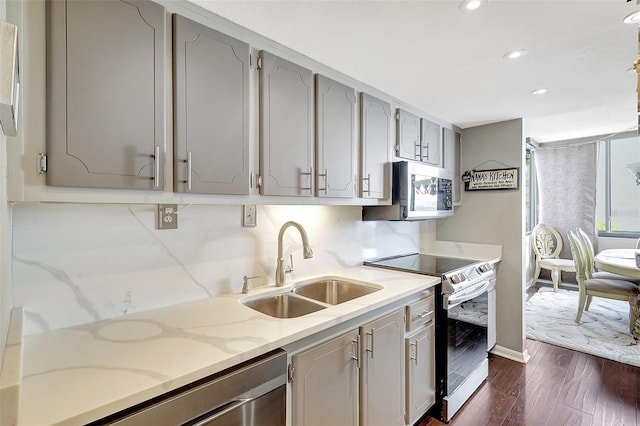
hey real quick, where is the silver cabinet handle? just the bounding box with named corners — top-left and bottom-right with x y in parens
top-left (414, 141), bottom-right (421, 160)
top-left (186, 151), bottom-right (192, 191)
top-left (362, 173), bottom-right (371, 196)
top-left (318, 169), bottom-right (328, 193)
top-left (365, 328), bottom-right (375, 359)
top-left (300, 167), bottom-right (313, 193)
top-left (409, 340), bottom-right (418, 363)
top-left (351, 336), bottom-right (360, 369)
top-left (154, 146), bottom-right (160, 188)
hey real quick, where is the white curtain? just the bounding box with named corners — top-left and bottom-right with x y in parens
top-left (535, 142), bottom-right (598, 260)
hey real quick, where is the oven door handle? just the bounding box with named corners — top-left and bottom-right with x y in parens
top-left (447, 280), bottom-right (490, 308)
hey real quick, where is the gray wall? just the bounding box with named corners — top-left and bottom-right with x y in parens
top-left (437, 119), bottom-right (526, 356)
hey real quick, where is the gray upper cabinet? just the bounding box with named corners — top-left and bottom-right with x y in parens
top-left (396, 109), bottom-right (421, 161)
top-left (173, 14), bottom-right (250, 195)
top-left (421, 118), bottom-right (442, 166)
top-left (46, 0), bottom-right (165, 190)
top-left (360, 93), bottom-right (391, 200)
top-left (259, 51), bottom-right (314, 197)
top-left (315, 75), bottom-right (357, 198)
top-left (443, 127), bottom-right (461, 204)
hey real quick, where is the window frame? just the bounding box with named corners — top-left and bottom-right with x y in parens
top-left (597, 136), bottom-right (640, 239)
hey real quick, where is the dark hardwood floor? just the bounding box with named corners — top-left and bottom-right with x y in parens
top-left (419, 339), bottom-right (640, 426)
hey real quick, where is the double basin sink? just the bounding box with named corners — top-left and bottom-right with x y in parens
top-left (242, 277), bottom-right (382, 319)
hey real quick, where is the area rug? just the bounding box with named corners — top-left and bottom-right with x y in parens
top-left (526, 287), bottom-right (640, 367)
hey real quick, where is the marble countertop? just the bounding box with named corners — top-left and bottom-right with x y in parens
top-left (16, 266), bottom-right (440, 426)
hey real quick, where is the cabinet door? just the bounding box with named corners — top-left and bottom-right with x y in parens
top-left (173, 14), bottom-right (250, 195)
top-left (291, 329), bottom-right (359, 426)
top-left (47, 0), bottom-right (165, 190)
top-left (443, 127), bottom-right (461, 204)
top-left (360, 309), bottom-right (405, 426)
top-left (396, 109), bottom-right (421, 161)
top-left (405, 323), bottom-right (436, 425)
top-left (421, 118), bottom-right (442, 166)
top-left (259, 51), bottom-right (314, 196)
top-left (360, 93), bottom-right (391, 199)
top-left (315, 75), bottom-right (357, 198)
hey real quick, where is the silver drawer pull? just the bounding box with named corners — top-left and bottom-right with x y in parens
top-left (413, 310), bottom-right (433, 320)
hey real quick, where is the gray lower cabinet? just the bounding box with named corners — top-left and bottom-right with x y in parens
top-left (291, 329), bottom-right (359, 426)
top-left (315, 75), bottom-right (358, 198)
top-left (259, 50), bottom-right (314, 197)
top-left (396, 109), bottom-right (421, 162)
top-left (173, 14), bottom-right (251, 195)
top-left (360, 93), bottom-right (392, 199)
top-left (360, 309), bottom-right (406, 426)
top-left (46, 0), bottom-right (165, 190)
top-left (443, 127), bottom-right (461, 204)
top-left (290, 309), bottom-right (405, 426)
top-left (405, 322), bottom-right (436, 425)
top-left (421, 118), bottom-right (442, 166)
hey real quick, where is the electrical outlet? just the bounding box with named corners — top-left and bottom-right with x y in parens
top-left (158, 204), bottom-right (178, 230)
top-left (242, 205), bottom-right (257, 227)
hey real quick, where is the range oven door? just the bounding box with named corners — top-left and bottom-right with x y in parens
top-left (437, 278), bottom-right (495, 422)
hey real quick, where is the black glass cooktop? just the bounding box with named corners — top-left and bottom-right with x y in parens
top-left (363, 253), bottom-right (477, 276)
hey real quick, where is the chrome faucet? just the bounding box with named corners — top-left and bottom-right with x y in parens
top-left (276, 221), bottom-right (314, 287)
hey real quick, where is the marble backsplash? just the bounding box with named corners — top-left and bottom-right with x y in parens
top-left (12, 203), bottom-right (425, 336)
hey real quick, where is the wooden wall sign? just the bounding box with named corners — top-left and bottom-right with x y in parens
top-left (463, 167), bottom-right (520, 191)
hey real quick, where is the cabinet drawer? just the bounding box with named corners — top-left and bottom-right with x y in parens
top-left (406, 295), bottom-right (434, 332)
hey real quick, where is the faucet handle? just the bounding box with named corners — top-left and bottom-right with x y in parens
top-left (242, 275), bottom-right (261, 294)
top-left (284, 254), bottom-right (294, 274)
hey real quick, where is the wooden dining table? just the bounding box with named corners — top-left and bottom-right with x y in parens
top-left (594, 249), bottom-right (640, 279)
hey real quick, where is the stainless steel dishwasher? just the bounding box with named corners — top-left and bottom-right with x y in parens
top-left (91, 350), bottom-right (287, 426)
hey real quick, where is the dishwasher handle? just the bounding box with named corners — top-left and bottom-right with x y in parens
top-left (190, 398), bottom-right (252, 426)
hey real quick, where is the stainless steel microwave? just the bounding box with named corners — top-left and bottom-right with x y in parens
top-left (362, 161), bottom-right (454, 221)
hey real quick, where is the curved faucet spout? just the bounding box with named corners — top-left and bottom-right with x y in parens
top-left (276, 221), bottom-right (314, 287)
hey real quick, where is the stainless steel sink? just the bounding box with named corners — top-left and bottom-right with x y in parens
top-left (292, 279), bottom-right (381, 305)
top-left (242, 294), bottom-right (326, 318)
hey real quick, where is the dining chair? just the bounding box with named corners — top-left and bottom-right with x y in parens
top-left (576, 227), bottom-right (640, 285)
top-left (531, 223), bottom-right (576, 291)
top-left (567, 231), bottom-right (640, 334)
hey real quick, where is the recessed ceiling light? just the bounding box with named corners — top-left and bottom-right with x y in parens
top-left (460, 0), bottom-right (483, 11)
top-left (503, 49), bottom-right (527, 60)
top-left (623, 10), bottom-right (640, 24)
top-left (531, 88), bottom-right (549, 95)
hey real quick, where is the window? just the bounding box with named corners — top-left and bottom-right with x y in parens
top-left (596, 134), bottom-right (640, 236)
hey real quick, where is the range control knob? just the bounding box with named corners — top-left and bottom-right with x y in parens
top-left (476, 263), bottom-right (492, 273)
top-left (450, 272), bottom-right (466, 284)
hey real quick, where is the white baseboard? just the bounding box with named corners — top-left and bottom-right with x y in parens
top-left (490, 344), bottom-right (530, 364)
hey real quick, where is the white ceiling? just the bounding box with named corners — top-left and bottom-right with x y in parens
top-left (191, 0), bottom-right (640, 143)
